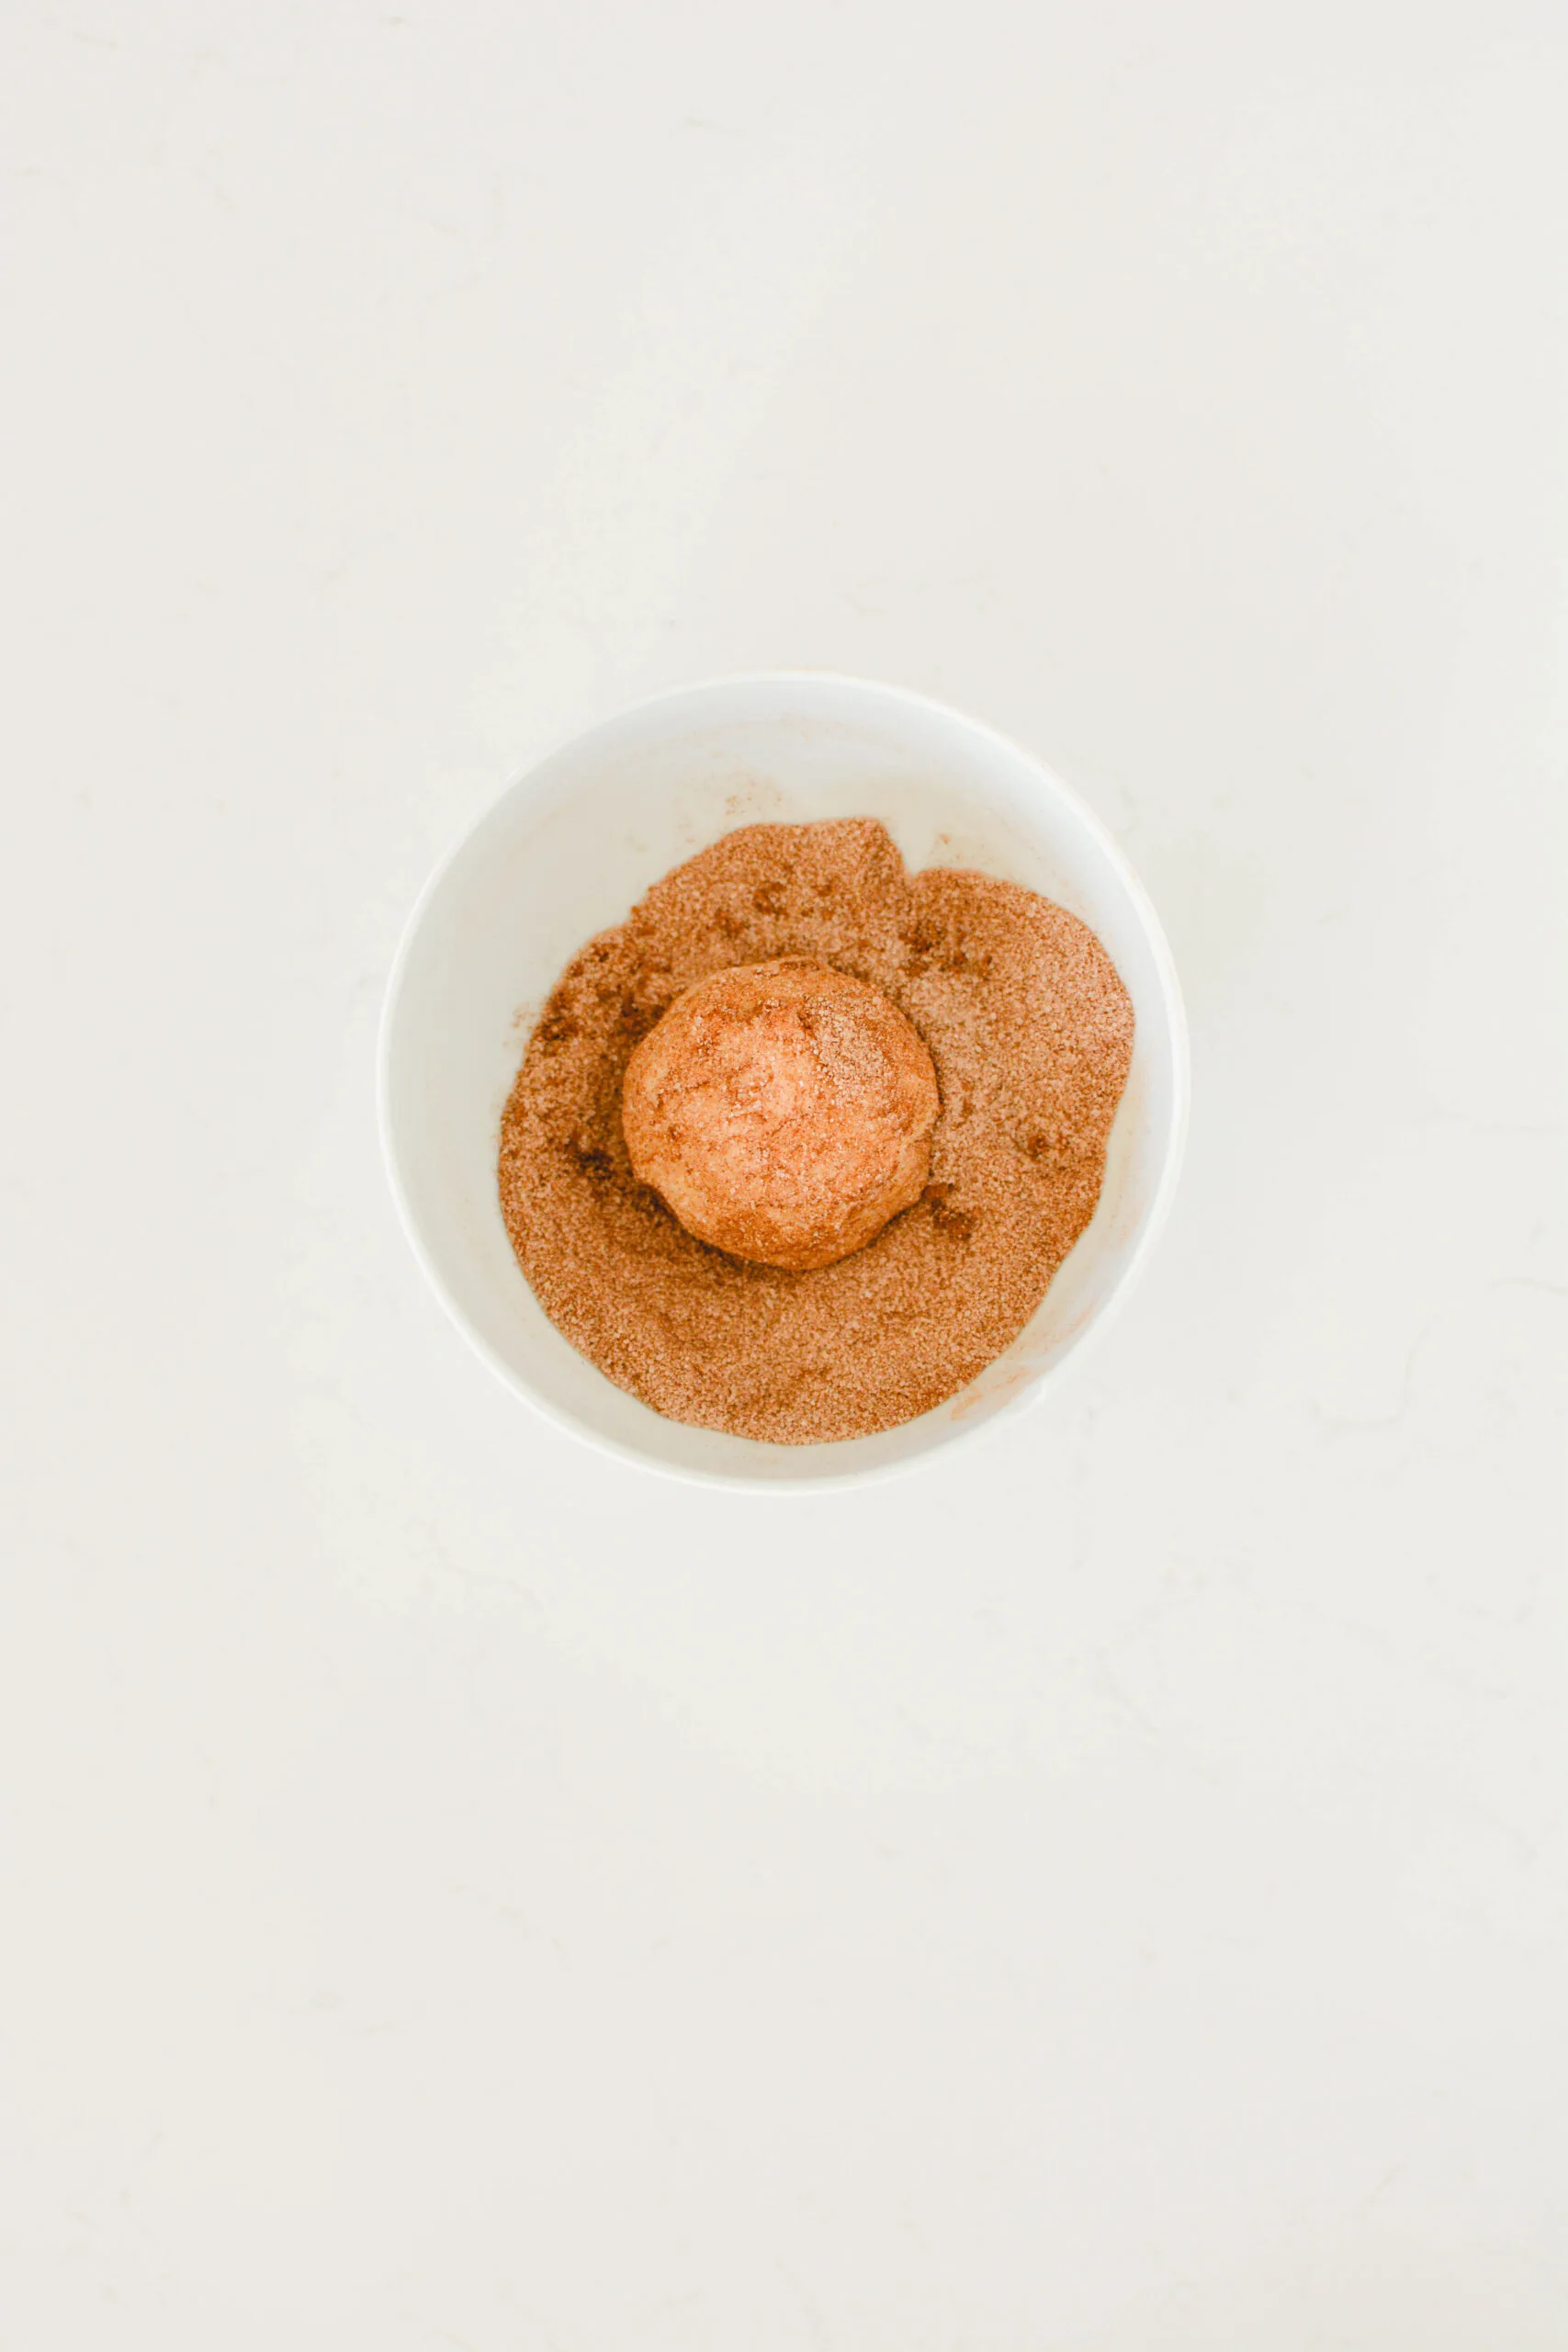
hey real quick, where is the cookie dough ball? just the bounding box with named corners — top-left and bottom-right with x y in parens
top-left (622, 958), bottom-right (940, 1271)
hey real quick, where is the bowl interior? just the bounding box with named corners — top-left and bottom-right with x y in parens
top-left (380, 675), bottom-right (1186, 1485)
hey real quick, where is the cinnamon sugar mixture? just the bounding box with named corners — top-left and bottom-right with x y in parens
top-left (498, 820), bottom-right (1134, 1444)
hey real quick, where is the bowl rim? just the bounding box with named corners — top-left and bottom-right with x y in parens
top-left (378, 669), bottom-right (1190, 1493)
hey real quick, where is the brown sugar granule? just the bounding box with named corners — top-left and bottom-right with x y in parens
top-left (497, 820), bottom-right (1134, 1445)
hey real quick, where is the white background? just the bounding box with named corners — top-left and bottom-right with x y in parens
top-left (2, 3), bottom-right (1564, 2345)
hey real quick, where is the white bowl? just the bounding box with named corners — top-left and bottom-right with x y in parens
top-left (379, 674), bottom-right (1188, 1488)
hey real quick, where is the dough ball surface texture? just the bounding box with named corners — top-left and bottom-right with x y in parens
top-left (620, 957), bottom-right (940, 1271)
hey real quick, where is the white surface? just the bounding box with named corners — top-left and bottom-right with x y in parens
top-left (381, 673), bottom-right (1188, 1485)
top-left (1, 2), bottom-right (1564, 2344)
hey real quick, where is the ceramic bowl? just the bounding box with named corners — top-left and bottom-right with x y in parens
top-left (378, 673), bottom-right (1188, 1487)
